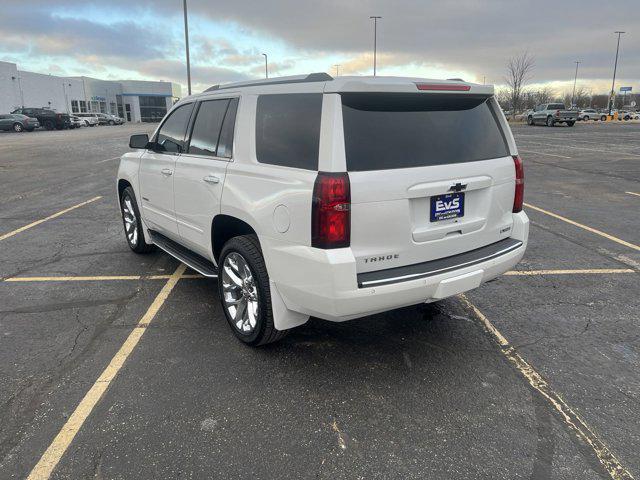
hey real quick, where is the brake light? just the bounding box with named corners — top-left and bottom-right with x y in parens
top-left (555, 110), bottom-right (561, 117)
top-left (312, 172), bottom-right (350, 249)
top-left (415, 83), bottom-right (471, 91)
top-left (512, 155), bottom-right (524, 213)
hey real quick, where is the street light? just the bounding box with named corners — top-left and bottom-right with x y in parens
top-left (571, 61), bottom-right (581, 109)
top-left (183, 0), bottom-right (192, 95)
top-left (609, 31), bottom-right (625, 115)
top-left (262, 53), bottom-right (268, 79)
top-left (369, 16), bottom-right (382, 76)
top-left (334, 64), bottom-right (341, 76)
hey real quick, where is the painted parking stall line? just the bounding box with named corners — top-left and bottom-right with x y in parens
top-left (0, 196), bottom-right (102, 241)
top-left (518, 149), bottom-right (572, 159)
top-left (26, 264), bottom-right (187, 480)
top-left (626, 192), bottom-right (640, 198)
top-left (460, 295), bottom-right (635, 480)
top-left (4, 273), bottom-right (206, 282)
top-left (524, 203), bottom-right (640, 252)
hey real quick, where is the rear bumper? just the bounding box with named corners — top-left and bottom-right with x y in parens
top-left (264, 211), bottom-right (529, 323)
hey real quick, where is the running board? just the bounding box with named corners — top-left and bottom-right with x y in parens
top-left (148, 230), bottom-right (218, 277)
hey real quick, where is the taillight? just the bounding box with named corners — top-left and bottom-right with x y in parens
top-left (555, 110), bottom-right (560, 117)
top-left (512, 155), bottom-right (524, 213)
top-left (311, 172), bottom-right (350, 249)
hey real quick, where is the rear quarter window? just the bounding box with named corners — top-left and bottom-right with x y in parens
top-left (255, 93), bottom-right (322, 170)
top-left (341, 93), bottom-right (509, 171)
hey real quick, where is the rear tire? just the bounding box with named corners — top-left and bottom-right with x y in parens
top-left (218, 235), bottom-right (287, 346)
top-left (566, 121), bottom-right (575, 127)
top-left (527, 116), bottom-right (534, 126)
top-left (583, 115), bottom-right (590, 121)
top-left (601, 115), bottom-right (607, 121)
top-left (44, 120), bottom-right (54, 130)
top-left (546, 116), bottom-right (555, 127)
top-left (13, 123), bottom-right (24, 132)
top-left (120, 186), bottom-right (154, 253)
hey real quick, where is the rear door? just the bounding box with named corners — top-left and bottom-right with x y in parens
top-left (173, 97), bottom-right (238, 258)
top-left (138, 102), bottom-right (194, 240)
top-left (340, 92), bottom-right (516, 273)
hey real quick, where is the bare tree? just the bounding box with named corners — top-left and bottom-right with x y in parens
top-left (504, 52), bottom-right (535, 119)
top-left (534, 86), bottom-right (555, 105)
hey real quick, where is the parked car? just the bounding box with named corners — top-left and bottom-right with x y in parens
top-left (10, 107), bottom-right (70, 130)
top-left (74, 113), bottom-right (99, 127)
top-left (578, 109), bottom-right (599, 121)
top-left (69, 115), bottom-right (84, 129)
top-left (527, 103), bottom-right (578, 126)
top-left (0, 113), bottom-right (40, 132)
top-left (95, 113), bottom-right (123, 125)
top-left (117, 74), bottom-right (528, 346)
top-left (618, 110), bottom-right (639, 121)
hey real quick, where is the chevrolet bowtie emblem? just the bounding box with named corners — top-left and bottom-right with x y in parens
top-left (449, 182), bottom-right (467, 193)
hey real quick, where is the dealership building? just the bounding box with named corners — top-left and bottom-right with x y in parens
top-left (0, 61), bottom-right (181, 122)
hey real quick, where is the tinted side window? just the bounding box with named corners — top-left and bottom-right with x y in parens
top-left (188, 99), bottom-right (229, 157)
top-left (256, 93), bottom-right (322, 170)
top-left (217, 98), bottom-right (239, 159)
top-left (156, 103), bottom-right (193, 153)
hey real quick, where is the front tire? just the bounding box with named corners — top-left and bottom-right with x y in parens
top-left (601, 115), bottom-right (607, 121)
top-left (566, 121), bottom-right (575, 127)
top-left (583, 115), bottom-right (589, 121)
top-left (120, 186), bottom-right (154, 253)
top-left (527, 116), bottom-right (534, 126)
top-left (546, 116), bottom-right (555, 127)
top-left (13, 123), bottom-right (24, 132)
top-left (218, 235), bottom-right (287, 346)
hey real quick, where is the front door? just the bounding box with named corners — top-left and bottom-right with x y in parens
top-left (0, 115), bottom-right (11, 130)
top-left (138, 102), bottom-right (194, 240)
top-left (174, 97), bottom-right (238, 260)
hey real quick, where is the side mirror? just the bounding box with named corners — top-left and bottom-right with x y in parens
top-left (129, 133), bottom-right (149, 149)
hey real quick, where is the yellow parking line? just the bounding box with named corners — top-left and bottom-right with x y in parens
top-left (4, 274), bottom-right (205, 282)
top-left (26, 264), bottom-right (187, 480)
top-left (524, 203), bottom-right (640, 252)
top-left (519, 149), bottom-right (572, 159)
top-left (626, 192), bottom-right (640, 198)
top-left (459, 295), bottom-right (634, 480)
top-left (0, 196), bottom-right (102, 242)
top-left (505, 268), bottom-right (634, 276)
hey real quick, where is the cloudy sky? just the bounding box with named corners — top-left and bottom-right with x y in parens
top-left (1, 0), bottom-right (638, 96)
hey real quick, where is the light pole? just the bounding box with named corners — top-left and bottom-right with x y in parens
top-left (262, 53), bottom-right (268, 78)
top-left (609, 31), bottom-right (625, 115)
top-left (571, 61), bottom-right (581, 109)
top-left (183, 0), bottom-right (192, 95)
top-left (334, 64), bottom-right (341, 76)
top-left (369, 16), bottom-right (381, 76)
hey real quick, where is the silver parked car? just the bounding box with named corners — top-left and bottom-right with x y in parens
top-left (74, 113), bottom-right (99, 127)
top-left (578, 109), bottom-right (599, 121)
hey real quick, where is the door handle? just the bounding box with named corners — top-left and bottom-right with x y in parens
top-left (203, 175), bottom-right (220, 184)
top-left (161, 168), bottom-right (173, 176)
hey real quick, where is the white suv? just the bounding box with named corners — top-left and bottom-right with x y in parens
top-left (117, 74), bottom-right (528, 346)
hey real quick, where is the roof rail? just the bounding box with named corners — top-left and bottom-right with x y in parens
top-left (205, 72), bottom-right (333, 92)
top-left (446, 78), bottom-right (465, 82)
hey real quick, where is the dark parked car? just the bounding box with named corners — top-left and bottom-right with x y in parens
top-left (10, 107), bottom-right (70, 130)
top-left (0, 113), bottom-right (40, 132)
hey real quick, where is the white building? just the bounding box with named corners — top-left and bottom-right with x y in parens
top-left (0, 61), bottom-right (181, 122)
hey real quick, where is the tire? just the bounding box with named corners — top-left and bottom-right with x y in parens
top-left (566, 121), bottom-right (575, 127)
top-left (601, 115), bottom-right (607, 121)
top-left (583, 115), bottom-right (589, 121)
top-left (13, 123), bottom-right (24, 132)
top-left (120, 186), bottom-right (154, 253)
top-left (527, 116), bottom-right (534, 126)
top-left (90, 124), bottom-right (95, 127)
top-left (44, 120), bottom-right (54, 130)
top-left (546, 116), bottom-right (555, 127)
top-left (109, 120), bottom-right (115, 126)
top-left (218, 235), bottom-right (287, 346)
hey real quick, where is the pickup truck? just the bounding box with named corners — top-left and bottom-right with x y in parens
top-left (526, 103), bottom-right (578, 127)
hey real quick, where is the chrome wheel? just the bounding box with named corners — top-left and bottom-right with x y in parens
top-left (222, 252), bottom-right (259, 334)
top-left (122, 196), bottom-right (138, 247)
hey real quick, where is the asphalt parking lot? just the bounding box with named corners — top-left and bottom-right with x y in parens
top-left (1, 122), bottom-right (639, 479)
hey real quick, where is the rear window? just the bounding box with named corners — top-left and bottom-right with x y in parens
top-left (256, 93), bottom-right (322, 170)
top-left (548, 104), bottom-right (565, 110)
top-left (341, 93), bottom-right (509, 171)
